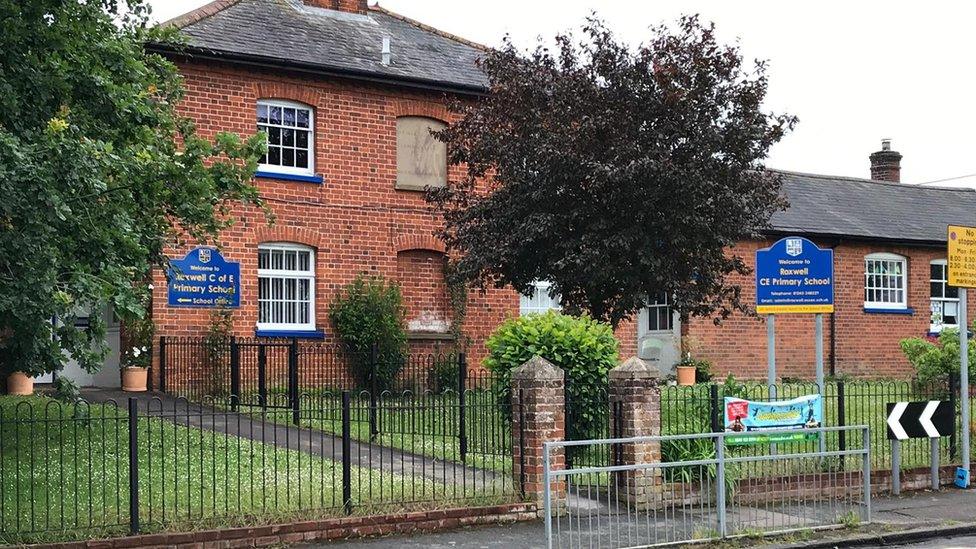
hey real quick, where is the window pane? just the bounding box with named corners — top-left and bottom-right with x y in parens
top-left (931, 282), bottom-right (942, 298)
top-left (298, 251), bottom-right (310, 271)
top-left (267, 146), bottom-right (280, 165)
top-left (283, 128), bottom-right (294, 147)
top-left (296, 150), bottom-right (308, 169)
top-left (282, 148), bottom-right (294, 167)
top-left (947, 285), bottom-right (959, 299)
top-left (258, 249), bottom-right (270, 269)
top-left (268, 127), bottom-right (281, 145)
top-left (296, 130), bottom-right (308, 149)
top-left (257, 104), bottom-right (268, 124)
top-left (931, 263), bottom-right (942, 279)
top-left (297, 109), bottom-right (309, 128)
top-left (270, 106), bottom-right (282, 124)
top-left (283, 107), bottom-right (296, 126)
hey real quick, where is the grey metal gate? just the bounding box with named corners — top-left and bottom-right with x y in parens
top-left (543, 425), bottom-right (871, 548)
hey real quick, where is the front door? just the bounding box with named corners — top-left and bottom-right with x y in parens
top-left (637, 294), bottom-right (681, 375)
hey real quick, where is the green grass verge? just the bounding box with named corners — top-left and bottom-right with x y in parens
top-left (0, 396), bottom-right (512, 544)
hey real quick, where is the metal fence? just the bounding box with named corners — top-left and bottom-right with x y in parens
top-left (660, 378), bottom-right (955, 471)
top-left (0, 392), bottom-right (519, 544)
top-left (544, 426), bottom-right (871, 548)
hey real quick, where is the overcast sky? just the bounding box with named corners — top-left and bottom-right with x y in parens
top-left (150, 1), bottom-right (976, 187)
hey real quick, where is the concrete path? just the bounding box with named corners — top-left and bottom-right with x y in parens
top-left (82, 389), bottom-right (510, 492)
top-left (319, 488), bottom-right (976, 548)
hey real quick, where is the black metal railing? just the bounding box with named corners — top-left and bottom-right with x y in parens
top-left (0, 391), bottom-right (518, 544)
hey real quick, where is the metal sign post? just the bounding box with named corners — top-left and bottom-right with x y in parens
top-left (887, 400), bottom-right (954, 492)
top-left (767, 314), bottom-right (776, 399)
top-left (947, 224), bottom-right (976, 486)
top-left (815, 313), bottom-right (825, 453)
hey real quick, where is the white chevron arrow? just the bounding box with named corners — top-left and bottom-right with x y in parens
top-left (919, 400), bottom-right (941, 438)
top-left (887, 402), bottom-right (909, 440)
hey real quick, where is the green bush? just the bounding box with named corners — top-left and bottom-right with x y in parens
top-left (900, 323), bottom-right (976, 384)
top-left (429, 354), bottom-right (459, 394)
top-left (329, 274), bottom-right (407, 391)
top-left (484, 311), bottom-right (618, 441)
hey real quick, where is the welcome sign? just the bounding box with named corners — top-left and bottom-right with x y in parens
top-left (167, 247), bottom-right (240, 308)
top-left (755, 236), bottom-right (834, 314)
top-left (723, 394), bottom-right (823, 446)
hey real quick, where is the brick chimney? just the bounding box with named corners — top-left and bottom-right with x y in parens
top-left (869, 138), bottom-right (902, 182)
top-left (302, 0), bottom-right (368, 14)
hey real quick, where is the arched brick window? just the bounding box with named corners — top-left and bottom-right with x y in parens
top-left (257, 99), bottom-right (314, 176)
top-left (396, 249), bottom-right (450, 333)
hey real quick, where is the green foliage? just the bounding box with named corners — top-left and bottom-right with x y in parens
top-left (0, 1), bottom-right (266, 376)
top-left (430, 355), bottom-right (459, 394)
top-left (900, 324), bottom-right (976, 384)
top-left (51, 377), bottom-right (80, 403)
top-left (204, 309), bottom-right (233, 395)
top-left (329, 275), bottom-right (407, 390)
top-left (429, 15), bottom-right (795, 327)
top-left (484, 311), bottom-right (618, 440)
top-left (122, 306), bottom-right (154, 369)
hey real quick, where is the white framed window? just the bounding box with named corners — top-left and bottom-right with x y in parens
top-left (257, 100), bottom-right (314, 176)
top-left (257, 243), bottom-right (315, 331)
top-left (930, 260), bottom-right (959, 332)
top-left (519, 281), bottom-right (561, 315)
top-left (864, 252), bottom-right (907, 309)
top-left (645, 293), bottom-right (674, 332)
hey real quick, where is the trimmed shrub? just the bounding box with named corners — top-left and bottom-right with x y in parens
top-left (329, 274), bottom-right (407, 391)
top-left (484, 311), bottom-right (619, 441)
top-left (901, 323), bottom-right (976, 385)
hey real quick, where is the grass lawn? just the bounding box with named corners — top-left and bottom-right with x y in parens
top-left (0, 395), bottom-right (510, 544)
top-left (660, 380), bottom-right (960, 472)
top-left (228, 389), bottom-right (516, 474)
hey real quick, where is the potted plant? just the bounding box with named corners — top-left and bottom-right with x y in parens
top-left (6, 370), bottom-right (35, 396)
top-left (121, 315), bottom-right (154, 392)
top-left (676, 354), bottom-right (697, 386)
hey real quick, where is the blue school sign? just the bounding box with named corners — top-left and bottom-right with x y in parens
top-left (755, 237), bottom-right (834, 314)
top-left (167, 247), bottom-right (240, 308)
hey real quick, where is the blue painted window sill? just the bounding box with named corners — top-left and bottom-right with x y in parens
top-left (255, 329), bottom-right (326, 339)
top-left (254, 170), bottom-right (324, 184)
top-left (863, 307), bottom-right (914, 315)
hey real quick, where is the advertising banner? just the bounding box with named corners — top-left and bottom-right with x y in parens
top-left (723, 394), bottom-right (823, 446)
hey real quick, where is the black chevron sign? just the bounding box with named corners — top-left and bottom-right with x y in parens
top-left (885, 401), bottom-right (954, 440)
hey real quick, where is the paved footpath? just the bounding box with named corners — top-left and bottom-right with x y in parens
top-left (81, 389), bottom-right (506, 491)
top-left (319, 489), bottom-right (976, 548)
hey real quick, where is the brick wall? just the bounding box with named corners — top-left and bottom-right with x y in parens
top-left (150, 60), bottom-right (518, 385)
top-left (153, 59), bottom-right (964, 384)
top-left (683, 238), bottom-right (975, 380)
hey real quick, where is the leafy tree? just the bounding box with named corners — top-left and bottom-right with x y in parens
top-left (430, 16), bottom-right (796, 327)
top-left (0, 1), bottom-right (265, 376)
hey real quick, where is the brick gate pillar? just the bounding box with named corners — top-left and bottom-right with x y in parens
top-left (609, 356), bottom-right (663, 509)
top-left (511, 356), bottom-right (566, 512)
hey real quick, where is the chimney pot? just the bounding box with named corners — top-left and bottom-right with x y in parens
top-left (869, 138), bottom-right (902, 182)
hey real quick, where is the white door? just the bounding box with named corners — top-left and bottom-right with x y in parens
top-left (637, 294), bottom-right (681, 375)
top-left (56, 308), bottom-right (121, 388)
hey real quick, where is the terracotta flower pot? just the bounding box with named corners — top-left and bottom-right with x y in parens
top-left (6, 371), bottom-right (34, 396)
top-left (122, 367), bottom-right (148, 392)
top-left (676, 365), bottom-right (697, 386)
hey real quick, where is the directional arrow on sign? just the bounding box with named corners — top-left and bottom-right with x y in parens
top-left (886, 401), bottom-right (954, 440)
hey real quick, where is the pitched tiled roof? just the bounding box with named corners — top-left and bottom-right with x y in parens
top-left (770, 170), bottom-right (976, 244)
top-left (157, 0), bottom-right (487, 93)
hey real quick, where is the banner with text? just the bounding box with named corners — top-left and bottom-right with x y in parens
top-left (724, 394), bottom-right (823, 446)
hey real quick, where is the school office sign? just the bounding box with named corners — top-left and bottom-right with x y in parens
top-left (167, 247), bottom-right (240, 308)
top-left (755, 237), bottom-right (834, 314)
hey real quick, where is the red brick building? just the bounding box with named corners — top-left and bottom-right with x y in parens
top-left (146, 0), bottom-right (976, 385)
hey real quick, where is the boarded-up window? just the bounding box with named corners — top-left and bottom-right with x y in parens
top-left (396, 116), bottom-right (447, 191)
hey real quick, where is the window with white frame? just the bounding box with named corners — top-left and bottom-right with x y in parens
top-left (519, 281), bottom-right (561, 315)
top-left (645, 293), bottom-right (674, 332)
top-left (930, 260), bottom-right (959, 331)
top-left (864, 252), bottom-right (907, 309)
top-left (257, 244), bottom-right (315, 331)
top-left (257, 100), bottom-right (314, 175)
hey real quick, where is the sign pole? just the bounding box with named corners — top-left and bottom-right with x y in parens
top-left (961, 287), bottom-right (970, 477)
top-left (767, 314), bottom-right (776, 399)
top-left (815, 312), bottom-right (825, 453)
